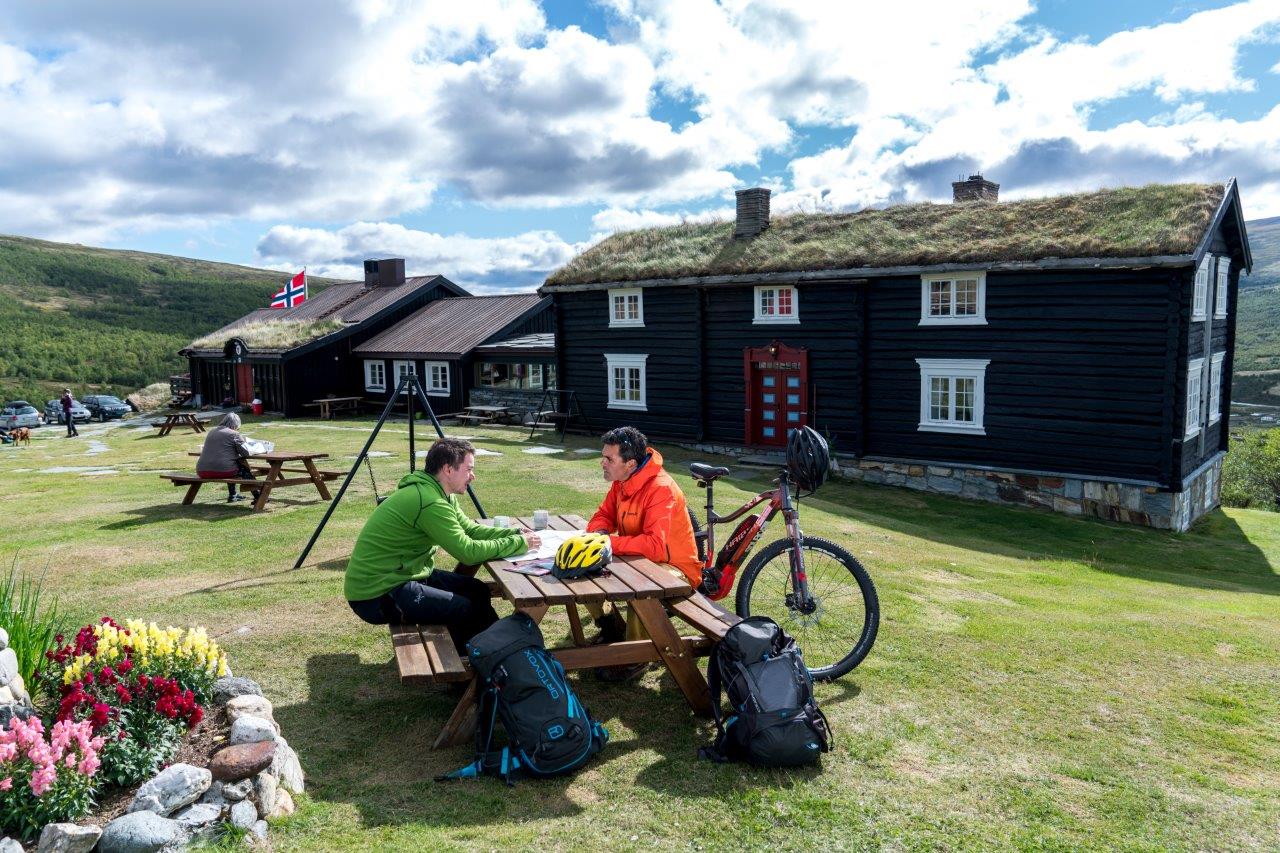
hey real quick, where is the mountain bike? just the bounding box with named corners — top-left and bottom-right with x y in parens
top-left (688, 462), bottom-right (879, 681)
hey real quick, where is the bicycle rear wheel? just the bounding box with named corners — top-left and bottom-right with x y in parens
top-left (735, 536), bottom-right (879, 681)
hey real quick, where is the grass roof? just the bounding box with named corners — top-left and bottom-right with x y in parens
top-left (188, 318), bottom-right (346, 351)
top-left (547, 183), bottom-right (1226, 287)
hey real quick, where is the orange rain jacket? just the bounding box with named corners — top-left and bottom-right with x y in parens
top-left (587, 448), bottom-right (701, 585)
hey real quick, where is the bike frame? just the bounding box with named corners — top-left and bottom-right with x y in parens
top-left (696, 469), bottom-right (813, 604)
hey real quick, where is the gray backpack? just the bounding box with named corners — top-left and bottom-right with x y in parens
top-left (700, 617), bottom-right (832, 766)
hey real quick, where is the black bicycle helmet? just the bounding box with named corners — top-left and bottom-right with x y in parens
top-left (786, 425), bottom-right (830, 492)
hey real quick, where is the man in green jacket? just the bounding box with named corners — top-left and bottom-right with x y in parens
top-left (345, 437), bottom-right (538, 648)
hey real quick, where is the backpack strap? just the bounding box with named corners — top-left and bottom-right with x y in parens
top-left (698, 649), bottom-right (731, 762)
top-left (435, 684), bottom-right (502, 782)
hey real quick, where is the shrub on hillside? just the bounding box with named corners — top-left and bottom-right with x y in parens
top-left (1221, 430), bottom-right (1280, 510)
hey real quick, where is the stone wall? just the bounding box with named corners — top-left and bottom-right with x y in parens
top-left (684, 441), bottom-right (1223, 532)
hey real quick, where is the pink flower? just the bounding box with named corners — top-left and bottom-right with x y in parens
top-left (65, 753), bottom-right (77, 769)
top-left (77, 754), bottom-right (99, 776)
top-left (0, 777), bottom-right (11, 791)
top-left (29, 764), bottom-right (56, 796)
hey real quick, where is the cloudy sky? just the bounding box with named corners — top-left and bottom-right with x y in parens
top-left (1, 0), bottom-right (1278, 292)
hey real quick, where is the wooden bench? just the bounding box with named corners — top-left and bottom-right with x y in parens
top-left (390, 624), bottom-right (471, 684)
top-left (162, 473), bottom-right (260, 506)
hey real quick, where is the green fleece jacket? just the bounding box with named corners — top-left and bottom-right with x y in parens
top-left (344, 471), bottom-right (526, 601)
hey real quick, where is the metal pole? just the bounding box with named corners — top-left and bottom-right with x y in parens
top-left (407, 371), bottom-right (415, 472)
top-left (292, 374), bottom-right (407, 569)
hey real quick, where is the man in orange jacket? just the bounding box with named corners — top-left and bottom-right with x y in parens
top-left (585, 427), bottom-right (700, 677)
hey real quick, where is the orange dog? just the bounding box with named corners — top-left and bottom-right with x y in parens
top-left (11, 427), bottom-right (31, 446)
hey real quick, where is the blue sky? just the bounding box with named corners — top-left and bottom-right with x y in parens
top-left (0, 0), bottom-right (1277, 292)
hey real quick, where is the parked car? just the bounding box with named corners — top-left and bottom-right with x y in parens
top-left (81, 394), bottom-right (131, 421)
top-left (44, 398), bottom-right (91, 424)
top-left (1, 403), bottom-right (43, 429)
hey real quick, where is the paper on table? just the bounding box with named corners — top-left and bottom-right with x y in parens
top-left (508, 529), bottom-right (575, 563)
top-left (243, 438), bottom-right (275, 455)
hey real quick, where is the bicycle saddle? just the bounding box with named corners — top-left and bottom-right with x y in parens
top-left (689, 463), bottom-right (730, 482)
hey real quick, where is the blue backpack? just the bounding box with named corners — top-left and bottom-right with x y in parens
top-left (439, 612), bottom-right (608, 785)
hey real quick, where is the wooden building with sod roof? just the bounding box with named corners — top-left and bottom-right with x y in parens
top-left (540, 178), bottom-right (1253, 531)
top-left (181, 259), bottom-right (468, 416)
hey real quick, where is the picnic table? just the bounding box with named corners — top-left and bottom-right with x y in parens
top-left (454, 404), bottom-right (515, 425)
top-left (165, 450), bottom-right (342, 511)
top-left (303, 396), bottom-right (363, 419)
top-left (152, 412), bottom-right (206, 436)
top-left (391, 513), bottom-right (743, 748)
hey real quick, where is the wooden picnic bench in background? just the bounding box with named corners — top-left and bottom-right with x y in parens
top-left (162, 450), bottom-right (342, 511)
top-left (453, 404), bottom-right (515, 426)
top-left (152, 413), bottom-right (207, 436)
top-left (303, 396), bottom-right (363, 420)
top-left (388, 513), bottom-right (742, 748)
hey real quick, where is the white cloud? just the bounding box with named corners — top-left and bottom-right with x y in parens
top-left (590, 205), bottom-right (731, 233)
top-left (254, 221), bottom-right (587, 292)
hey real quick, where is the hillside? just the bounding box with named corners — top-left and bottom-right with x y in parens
top-left (1234, 216), bottom-right (1280, 404)
top-left (1241, 215), bottom-right (1280, 290)
top-left (0, 235), bottom-right (336, 405)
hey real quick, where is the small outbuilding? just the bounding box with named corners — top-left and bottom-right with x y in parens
top-left (541, 178), bottom-right (1252, 531)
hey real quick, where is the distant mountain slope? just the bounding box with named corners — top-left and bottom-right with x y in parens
top-left (1242, 215), bottom-right (1280, 290)
top-left (0, 235), bottom-right (337, 405)
top-left (1234, 217), bottom-right (1280, 404)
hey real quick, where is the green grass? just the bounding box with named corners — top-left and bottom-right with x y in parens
top-left (1, 417), bottom-right (1278, 851)
top-left (188, 318), bottom-right (347, 352)
top-left (548, 183), bottom-right (1224, 286)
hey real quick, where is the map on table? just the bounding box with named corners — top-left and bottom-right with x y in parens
top-left (508, 529), bottom-right (574, 562)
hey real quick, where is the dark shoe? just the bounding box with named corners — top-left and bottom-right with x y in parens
top-left (589, 610), bottom-right (627, 646)
top-left (594, 662), bottom-right (649, 683)
top-left (227, 494), bottom-right (246, 503)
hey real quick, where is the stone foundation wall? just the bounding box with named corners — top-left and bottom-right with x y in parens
top-left (684, 441), bottom-right (1223, 532)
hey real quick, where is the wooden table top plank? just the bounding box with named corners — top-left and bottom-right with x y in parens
top-left (250, 451), bottom-right (329, 462)
top-left (546, 514), bottom-right (634, 600)
top-left (683, 591), bottom-right (743, 626)
top-left (519, 516), bottom-right (609, 602)
top-left (626, 556), bottom-right (692, 598)
top-left (601, 558), bottom-right (665, 599)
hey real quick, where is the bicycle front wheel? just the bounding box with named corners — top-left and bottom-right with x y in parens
top-left (736, 536), bottom-right (879, 682)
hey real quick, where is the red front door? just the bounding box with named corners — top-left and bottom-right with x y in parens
top-left (235, 364), bottom-right (254, 404)
top-left (744, 342), bottom-right (808, 446)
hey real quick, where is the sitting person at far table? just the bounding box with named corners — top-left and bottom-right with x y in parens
top-left (584, 426), bottom-right (700, 677)
top-left (344, 437), bottom-right (541, 650)
top-left (195, 413), bottom-right (259, 503)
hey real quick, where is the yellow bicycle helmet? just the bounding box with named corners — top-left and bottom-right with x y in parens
top-left (554, 533), bottom-right (612, 580)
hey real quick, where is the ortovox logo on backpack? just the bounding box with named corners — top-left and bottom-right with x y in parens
top-left (438, 612), bottom-right (608, 785)
top-left (699, 616), bottom-right (833, 767)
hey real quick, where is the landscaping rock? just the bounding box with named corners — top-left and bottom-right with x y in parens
top-left (0, 838), bottom-right (22, 853)
top-left (230, 714), bottom-right (276, 745)
top-left (229, 799), bottom-right (258, 830)
top-left (221, 778), bottom-right (253, 801)
top-left (172, 802), bottom-right (224, 834)
top-left (37, 823), bottom-right (102, 853)
top-left (268, 788), bottom-right (296, 820)
top-left (199, 781), bottom-right (228, 808)
top-left (0, 626), bottom-right (7, 649)
top-left (213, 676), bottom-right (262, 705)
top-left (7, 673), bottom-right (30, 704)
top-left (226, 694), bottom-right (277, 730)
top-left (97, 811), bottom-right (188, 853)
top-left (250, 820), bottom-right (268, 842)
top-left (271, 737), bottom-right (305, 793)
top-left (210, 741), bottom-right (277, 781)
top-left (253, 770), bottom-right (278, 817)
top-left (0, 648), bottom-right (17, 686)
top-left (128, 763), bottom-right (212, 816)
top-left (0, 700), bottom-right (34, 728)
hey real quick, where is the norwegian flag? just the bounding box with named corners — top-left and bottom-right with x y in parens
top-left (270, 270), bottom-right (307, 308)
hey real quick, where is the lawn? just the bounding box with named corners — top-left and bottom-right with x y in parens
top-left (1, 416), bottom-right (1277, 851)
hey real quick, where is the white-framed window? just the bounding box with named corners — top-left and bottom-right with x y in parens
top-left (1185, 357), bottom-right (1204, 438)
top-left (754, 285), bottom-right (799, 324)
top-left (1214, 257), bottom-right (1230, 319)
top-left (1209, 353), bottom-right (1225, 424)
top-left (608, 288), bottom-right (644, 328)
top-left (393, 359), bottom-right (416, 395)
top-left (424, 361), bottom-right (450, 396)
top-left (915, 358), bottom-right (990, 434)
top-left (919, 272), bottom-right (987, 326)
top-left (605, 353), bottom-right (647, 411)
top-left (363, 359), bottom-right (386, 392)
top-left (1192, 256), bottom-right (1209, 321)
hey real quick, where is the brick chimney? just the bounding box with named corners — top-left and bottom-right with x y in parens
top-left (734, 188), bottom-right (771, 239)
top-left (952, 174), bottom-right (999, 203)
top-left (363, 258), bottom-right (406, 287)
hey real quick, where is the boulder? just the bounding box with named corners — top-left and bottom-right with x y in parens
top-left (128, 763), bottom-right (212, 816)
top-left (0, 648), bottom-right (17, 686)
top-left (8, 673), bottom-right (29, 704)
top-left (221, 778), bottom-right (253, 802)
top-left (229, 714), bottom-right (276, 745)
top-left (210, 741), bottom-right (277, 782)
top-left (250, 820), bottom-right (269, 842)
top-left (171, 802), bottom-right (223, 834)
top-left (268, 788), bottom-right (296, 820)
top-left (97, 811), bottom-right (188, 853)
top-left (213, 676), bottom-right (262, 705)
top-left (226, 695), bottom-right (277, 731)
top-left (229, 800), bottom-right (257, 830)
top-left (37, 823), bottom-right (102, 853)
top-left (252, 770), bottom-right (278, 817)
top-left (0, 838), bottom-right (22, 853)
top-left (0, 701), bottom-right (34, 728)
top-left (271, 737), bottom-right (306, 793)
top-left (0, 625), bottom-right (7, 649)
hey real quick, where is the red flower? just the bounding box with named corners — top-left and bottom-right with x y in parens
top-left (83, 670), bottom-right (95, 685)
top-left (100, 665), bottom-right (116, 684)
top-left (89, 702), bottom-right (110, 730)
top-left (189, 706), bottom-right (204, 726)
top-left (118, 659), bottom-right (133, 674)
top-left (137, 674), bottom-right (149, 689)
top-left (55, 633), bottom-right (64, 643)
top-left (114, 685), bottom-right (133, 705)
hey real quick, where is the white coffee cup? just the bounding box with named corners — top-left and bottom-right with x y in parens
top-left (493, 515), bottom-right (510, 528)
top-left (532, 509), bottom-right (549, 530)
